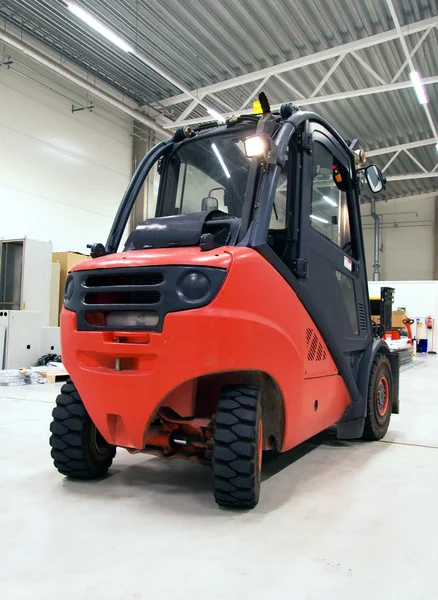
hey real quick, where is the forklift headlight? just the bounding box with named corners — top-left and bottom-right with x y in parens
top-left (244, 135), bottom-right (266, 157)
top-left (178, 271), bottom-right (210, 302)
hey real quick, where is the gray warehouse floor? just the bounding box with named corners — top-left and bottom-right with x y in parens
top-left (1, 357), bottom-right (437, 599)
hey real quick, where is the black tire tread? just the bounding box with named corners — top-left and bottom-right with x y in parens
top-left (213, 385), bottom-right (261, 509)
top-left (49, 378), bottom-right (116, 479)
top-left (363, 354), bottom-right (393, 441)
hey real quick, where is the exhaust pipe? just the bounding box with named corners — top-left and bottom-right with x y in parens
top-left (370, 199), bottom-right (380, 281)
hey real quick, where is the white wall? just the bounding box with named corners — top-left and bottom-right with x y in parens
top-left (361, 196), bottom-right (435, 281)
top-left (0, 65), bottom-right (133, 253)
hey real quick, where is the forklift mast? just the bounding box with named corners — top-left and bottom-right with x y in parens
top-left (380, 286), bottom-right (395, 333)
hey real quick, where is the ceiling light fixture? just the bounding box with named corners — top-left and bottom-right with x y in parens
top-left (66, 2), bottom-right (134, 53)
top-left (409, 71), bottom-right (428, 105)
top-left (310, 214), bottom-right (329, 224)
top-left (322, 195), bottom-right (338, 207)
top-left (211, 143), bottom-right (231, 179)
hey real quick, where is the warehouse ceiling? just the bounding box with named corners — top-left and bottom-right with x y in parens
top-left (1, 0), bottom-right (437, 200)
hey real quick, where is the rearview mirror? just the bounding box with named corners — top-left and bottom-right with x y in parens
top-left (365, 165), bottom-right (385, 193)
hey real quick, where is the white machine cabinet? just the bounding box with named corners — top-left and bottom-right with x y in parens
top-left (0, 311), bottom-right (44, 369)
top-left (41, 326), bottom-right (61, 356)
top-left (0, 325), bottom-right (5, 369)
top-left (0, 238), bottom-right (53, 369)
top-left (0, 238), bottom-right (52, 324)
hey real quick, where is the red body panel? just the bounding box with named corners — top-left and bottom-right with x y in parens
top-left (63, 247), bottom-right (351, 452)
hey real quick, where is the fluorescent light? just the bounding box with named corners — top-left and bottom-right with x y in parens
top-left (244, 136), bottom-right (266, 157)
top-left (207, 108), bottom-right (223, 121)
top-left (310, 214), bottom-right (329, 224)
top-left (323, 195), bottom-right (337, 207)
top-left (436, 143), bottom-right (438, 152)
top-left (66, 2), bottom-right (134, 53)
top-left (211, 143), bottom-right (231, 179)
top-left (409, 71), bottom-right (428, 105)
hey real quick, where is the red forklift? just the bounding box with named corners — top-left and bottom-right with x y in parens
top-left (50, 96), bottom-right (399, 509)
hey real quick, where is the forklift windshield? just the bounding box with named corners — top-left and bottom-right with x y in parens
top-left (159, 128), bottom-right (255, 218)
top-left (117, 123), bottom-right (289, 253)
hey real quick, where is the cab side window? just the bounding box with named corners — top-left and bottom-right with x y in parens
top-left (311, 142), bottom-right (353, 256)
top-left (266, 150), bottom-right (290, 260)
top-left (269, 151), bottom-right (289, 230)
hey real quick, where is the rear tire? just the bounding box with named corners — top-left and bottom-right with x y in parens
top-left (212, 386), bottom-right (263, 509)
top-left (362, 354), bottom-right (393, 441)
top-left (49, 379), bottom-right (116, 479)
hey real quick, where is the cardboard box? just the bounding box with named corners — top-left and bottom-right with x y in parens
top-left (372, 310), bottom-right (407, 328)
top-left (52, 252), bottom-right (89, 322)
top-left (392, 310), bottom-right (407, 329)
top-left (50, 261), bottom-right (60, 327)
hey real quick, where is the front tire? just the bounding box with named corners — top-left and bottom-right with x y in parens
top-left (362, 354), bottom-right (393, 441)
top-left (49, 379), bottom-right (116, 479)
top-left (212, 386), bottom-right (263, 509)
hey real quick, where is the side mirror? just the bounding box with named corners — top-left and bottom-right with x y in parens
top-left (201, 196), bottom-right (219, 211)
top-left (365, 164), bottom-right (385, 193)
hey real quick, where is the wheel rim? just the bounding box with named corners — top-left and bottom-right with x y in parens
top-left (91, 425), bottom-right (110, 457)
top-left (257, 421), bottom-right (263, 471)
top-left (376, 376), bottom-right (389, 417)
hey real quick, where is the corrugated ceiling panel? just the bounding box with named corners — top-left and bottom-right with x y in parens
top-left (379, 178), bottom-right (437, 199)
top-left (307, 88), bottom-right (433, 149)
top-left (385, 151), bottom-right (428, 176)
top-left (0, 0), bottom-right (436, 197)
top-left (2, 0), bottom-right (437, 105)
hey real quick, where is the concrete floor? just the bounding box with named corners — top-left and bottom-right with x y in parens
top-left (1, 357), bottom-right (437, 599)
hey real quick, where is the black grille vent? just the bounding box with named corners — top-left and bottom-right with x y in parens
top-left (80, 269), bottom-right (165, 329)
top-left (85, 272), bottom-right (163, 287)
top-left (306, 327), bottom-right (313, 344)
top-left (306, 327), bottom-right (326, 362)
top-left (83, 270), bottom-right (163, 308)
top-left (357, 303), bottom-right (368, 332)
top-left (65, 265), bottom-right (227, 332)
top-left (84, 291), bottom-right (161, 305)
